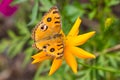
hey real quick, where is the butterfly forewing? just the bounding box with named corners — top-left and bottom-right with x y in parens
top-left (32, 6), bottom-right (61, 41)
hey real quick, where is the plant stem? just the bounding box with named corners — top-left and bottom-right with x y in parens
top-left (79, 62), bottom-right (120, 73)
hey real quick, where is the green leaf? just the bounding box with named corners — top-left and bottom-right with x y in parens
top-left (7, 30), bottom-right (17, 39)
top-left (39, 0), bottom-right (53, 11)
top-left (78, 69), bottom-right (91, 80)
top-left (28, 0), bottom-right (39, 26)
top-left (17, 21), bottom-right (30, 35)
top-left (97, 55), bottom-right (105, 66)
top-left (22, 47), bottom-right (33, 67)
top-left (107, 0), bottom-right (120, 7)
top-left (88, 9), bottom-right (97, 19)
top-left (33, 61), bottom-right (50, 80)
top-left (107, 54), bottom-right (118, 68)
top-left (11, 0), bottom-right (28, 5)
top-left (64, 5), bottom-right (85, 21)
top-left (7, 38), bottom-right (19, 55)
top-left (98, 70), bottom-right (104, 77)
top-left (10, 39), bottom-right (26, 58)
top-left (0, 40), bottom-right (10, 53)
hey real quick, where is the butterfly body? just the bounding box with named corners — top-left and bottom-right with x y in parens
top-left (32, 6), bottom-right (64, 59)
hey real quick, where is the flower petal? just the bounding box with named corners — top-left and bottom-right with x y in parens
top-left (32, 51), bottom-right (50, 64)
top-left (49, 58), bottom-right (62, 75)
top-left (64, 48), bottom-right (77, 73)
top-left (68, 17), bottom-right (81, 36)
top-left (70, 46), bottom-right (95, 58)
top-left (0, 0), bottom-right (18, 16)
top-left (72, 31), bottom-right (95, 46)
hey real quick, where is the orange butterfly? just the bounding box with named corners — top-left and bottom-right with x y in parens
top-left (32, 6), bottom-right (64, 59)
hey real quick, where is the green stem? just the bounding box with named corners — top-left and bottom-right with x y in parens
top-left (79, 62), bottom-right (120, 73)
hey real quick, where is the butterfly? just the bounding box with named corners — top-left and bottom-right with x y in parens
top-left (32, 6), bottom-right (64, 59)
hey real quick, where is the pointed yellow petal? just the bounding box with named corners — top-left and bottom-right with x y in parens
top-left (32, 56), bottom-right (50, 64)
top-left (64, 49), bottom-right (77, 73)
top-left (32, 59), bottom-right (41, 64)
top-left (32, 51), bottom-right (50, 64)
top-left (68, 17), bottom-right (81, 36)
top-left (32, 51), bottom-right (45, 59)
top-left (70, 46), bottom-right (95, 58)
top-left (72, 31), bottom-right (95, 46)
top-left (49, 58), bottom-right (62, 75)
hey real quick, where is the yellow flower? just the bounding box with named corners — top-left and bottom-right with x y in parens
top-left (32, 17), bottom-right (96, 75)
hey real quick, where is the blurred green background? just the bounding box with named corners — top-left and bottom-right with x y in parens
top-left (0, 0), bottom-right (120, 80)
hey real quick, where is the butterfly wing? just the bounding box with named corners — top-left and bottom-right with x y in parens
top-left (32, 6), bottom-right (61, 41)
top-left (33, 34), bottom-right (64, 59)
top-left (32, 6), bottom-right (63, 59)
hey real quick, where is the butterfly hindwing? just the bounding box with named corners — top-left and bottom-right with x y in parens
top-left (34, 34), bottom-right (64, 59)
